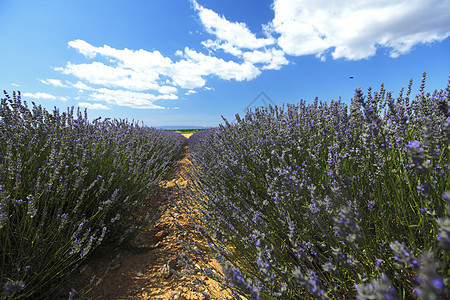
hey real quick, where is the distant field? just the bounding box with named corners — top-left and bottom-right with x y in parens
top-left (174, 128), bottom-right (207, 139)
top-left (177, 132), bottom-right (194, 138)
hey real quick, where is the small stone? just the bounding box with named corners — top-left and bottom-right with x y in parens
top-left (161, 258), bottom-right (179, 278)
top-left (161, 263), bottom-right (172, 278)
top-left (194, 263), bottom-right (201, 273)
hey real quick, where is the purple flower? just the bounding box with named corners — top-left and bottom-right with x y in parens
top-left (431, 277), bottom-right (444, 290)
top-left (406, 140), bottom-right (423, 150)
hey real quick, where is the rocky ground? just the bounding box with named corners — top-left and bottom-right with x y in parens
top-left (67, 146), bottom-right (243, 300)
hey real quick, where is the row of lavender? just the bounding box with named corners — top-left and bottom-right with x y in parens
top-left (179, 74), bottom-right (449, 299)
top-left (0, 91), bottom-right (187, 299)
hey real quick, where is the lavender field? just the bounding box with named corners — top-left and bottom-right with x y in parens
top-left (177, 74), bottom-right (449, 299)
top-left (1, 73), bottom-right (449, 299)
top-left (0, 91), bottom-right (186, 299)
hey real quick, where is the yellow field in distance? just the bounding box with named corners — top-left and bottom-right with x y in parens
top-left (176, 131), bottom-right (194, 139)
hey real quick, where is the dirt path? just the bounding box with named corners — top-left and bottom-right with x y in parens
top-left (70, 146), bottom-right (239, 300)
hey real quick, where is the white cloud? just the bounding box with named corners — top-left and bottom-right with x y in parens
top-left (191, 0), bottom-right (275, 50)
top-left (269, 0), bottom-right (450, 60)
top-left (69, 40), bottom-right (174, 74)
top-left (72, 81), bottom-right (95, 91)
top-left (202, 40), bottom-right (288, 70)
top-left (78, 102), bottom-right (111, 110)
top-left (193, 1), bottom-right (288, 71)
top-left (56, 62), bottom-right (163, 91)
top-left (23, 92), bottom-right (57, 100)
top-left (89, 88), bottom-right (175, 109)
top-left (58, 41), bottom-right (175, 93)
top-left (23, 92), bottom-right (69, 102)
top-left (185, 90), bottom-right (197, 95)
top-left (39, 78), bottom-right (69, 88)
top-left (178, 47), bottom-right (261, 82)
top-left (11, 83), bottom-right (20, 87)
top-left (158, 85), bottom-right (178, 94)
top-left (68, 39), bottom-right (99, 59)
top-left (201, 39), bottom-right (243, 56)
top-left (168, 58), bottom-right (207, 89)
top-left (242, 48), bottom-right (289, 70)
top-left (58, 39), bottom-right (261, 95)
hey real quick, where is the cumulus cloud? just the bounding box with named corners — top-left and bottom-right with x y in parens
top-left (56, 62), bottom-right (163, 92)
top-left (202, 39), bottom-right (243, 56)
top-left (89, 88), bottom-right (175, 109)
top-left (72, 81), bottom-right (95, 91)
top-left (193, 0), bottom-right (288, 70)
top-left (177, 47), bottom-right (261, 82)
top-left (59, 41), bottom-right (176, 94)
top-left (58, 40), bottom-right (262, 94)
top-left (242, 48), bottom-right (289, 70)
top-left (185, 90), bottom-right (198, 95)
top-left (191, 0), bottom-right (275, 50)
top-left (39, 78), bottom-right (69, 88)
top-left (23, 92), bottom-right (56, 100)
top-left (68, 39), bottom-right (174, 74)
top-left (23, 92), bottom-right (68, 101)
top-left (68, 39), bottom-right (99, 58)
top-left (78, 102), bottom-right (111, 110)
top-left (269, 0), bottom-right (450, 60)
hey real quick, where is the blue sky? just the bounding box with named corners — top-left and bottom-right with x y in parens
top-left (1, 0), bottom-right (449, 128)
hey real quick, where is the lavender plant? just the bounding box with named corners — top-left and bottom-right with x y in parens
top-left (176, 73), bottom-right (449, 299)
top-left (0, 91), bottom-right (186, 299)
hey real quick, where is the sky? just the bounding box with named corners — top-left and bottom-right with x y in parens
top-left (1, 0), bottom-right (449, 128)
